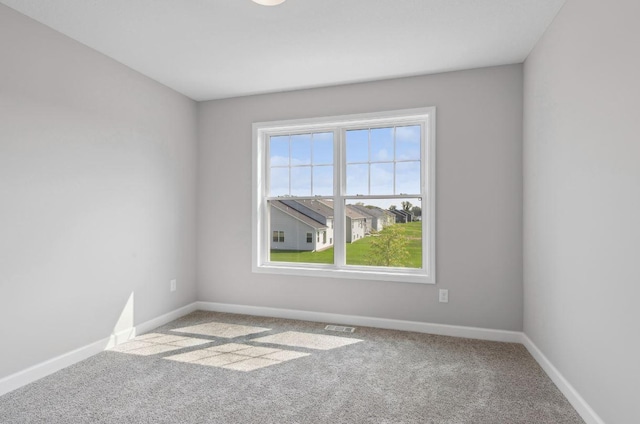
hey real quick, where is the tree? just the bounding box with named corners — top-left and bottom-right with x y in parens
top-left (402, 201), bottom-right (412, 212)
top-left (410, 206), bottom-right (422, 217)
top-left (366, 225), bottom-right (409, 267)
top-left (389, 205), bottom-right (397, 210)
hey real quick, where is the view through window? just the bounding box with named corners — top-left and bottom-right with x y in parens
top-left (254, 108), bottom-right (435, 283)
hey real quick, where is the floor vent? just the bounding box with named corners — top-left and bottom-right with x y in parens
top-left (325, 325), bottom-right (356, 333)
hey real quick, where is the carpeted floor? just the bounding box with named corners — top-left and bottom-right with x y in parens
top-left (0, 311), bottom-right (584, 423)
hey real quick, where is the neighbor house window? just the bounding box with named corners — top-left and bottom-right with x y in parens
top-left (272, 231), bottom-right (284, 243)
top-left (252, 108), bottom-right (435, 284)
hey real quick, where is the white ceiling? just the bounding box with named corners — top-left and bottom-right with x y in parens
top-left (1, 0), bottom-right (565, 101)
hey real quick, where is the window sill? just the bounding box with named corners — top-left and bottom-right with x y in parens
top-left (253, 263), bottom-right (435, 284)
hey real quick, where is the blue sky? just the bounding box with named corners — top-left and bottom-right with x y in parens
top-left (270, 126), bottom-right (421, 203)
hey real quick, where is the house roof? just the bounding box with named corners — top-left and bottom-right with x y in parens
top-left (349, 204), bottom-right (391, 219)
top-left (293, 199), bottom-right (334, 219)
top-left (345, 205), bottom-right (368, 220)
top-left (389, 209), bottom-right (411, 218)
top-left (271, 201), bottom-right (327, 230)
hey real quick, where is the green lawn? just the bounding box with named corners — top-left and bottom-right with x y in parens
top-left (270, 222), bottom-right (422, 268)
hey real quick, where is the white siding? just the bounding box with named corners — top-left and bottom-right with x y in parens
top-left (270, 207), bottom-right (318, 251)
top-left (346, 217), bottom-right (366, 243)
top-left (314, 218), bottom-right (334, 251)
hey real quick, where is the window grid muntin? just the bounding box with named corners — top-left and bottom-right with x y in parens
top-left (268, 132), bottom-right (334, 197)
top-left (345, 125), bottom-right (422, 197)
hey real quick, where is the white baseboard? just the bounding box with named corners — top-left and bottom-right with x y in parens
top-left (0, 334), bottom-right (113, 397)
top-left (0, 301), bottom-right (198, 397)
top-left (195, 301), bottom-right (523, 343)
top-left (135, 302), bottom-right (199, 336)
top-left (521, 335), bottom-right (605, 424)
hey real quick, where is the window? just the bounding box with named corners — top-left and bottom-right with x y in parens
top-left (253, 108), bottom-right (435, 284)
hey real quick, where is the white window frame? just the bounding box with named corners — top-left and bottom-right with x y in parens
top-left (252, 107), bottom-right (436, 284)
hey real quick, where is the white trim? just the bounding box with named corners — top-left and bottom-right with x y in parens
top-left (195, 301), bottom-right (521, 343)
top-left (134, 302), bottom-right (199, 336)
top-left (0, 335), bottom-right (111, 397)
top-left (253, 263), bottom-right (431, 284)
top-left (252, 107), bottom-right (436, 284)
top-left (521, 335), bottom-right (606, 424)
top-left (0, 302), bottom-right (198, 397)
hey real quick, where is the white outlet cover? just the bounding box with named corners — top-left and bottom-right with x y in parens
top-left (439, 289), bottom-right (449, 303)
top-left (170, 279), bottom-right (177, 292)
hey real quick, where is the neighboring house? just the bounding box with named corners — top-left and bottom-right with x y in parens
top-left (346, 205), bottom-right (373, 234)
top-left (399, 210), bottom-right (413, 222)
top-left (272, 199), bottom-right (367, 250)
top-left (345, 206), bottom-right (367, 243)
top-left (281, 199), bottom-right (334, 248)
top-left (389, 209), bottom-right (413, 223)
top-left (270, 201), bottom-right (330, 252)
top-left (349, 204), bottom-right (395, 232)
top-left (319, 200), bottom-right (366, 243)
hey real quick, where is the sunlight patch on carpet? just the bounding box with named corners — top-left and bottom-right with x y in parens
top-left (170, 322), bottom-right (271, 338)
top-left (110, 333), bottom-right (211, 356)
top-left (252, 331), bottom-right (362, 350)
top-left (120, 344), bottom-right (183, 356)
top-left (207, 343), bottom-right (253, 353)
top-left (163, 342), bottom-right (311, 372)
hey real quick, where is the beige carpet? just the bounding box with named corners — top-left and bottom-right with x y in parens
top-left (0, 311), bottom-right (584, 423)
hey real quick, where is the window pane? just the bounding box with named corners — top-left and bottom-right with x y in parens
top-left (269, 200), bottom-right (334, 264)
top-left (346, 164), bottom-right (369, 195)
top-left (270, 136), bottom-right (289, 166)
top-left (260, 110), bottom-right (431, 279)
top-left (370, 163), bottom-right (394, 195)
top-left (345, 198), bottom-right (422, 268)
top-left (313, 165), bottom-right (333, 196)
top-left (270, 167), bottom-right (289, 196)
top-left (370, 127), bottom-right (394, 162)
top-left (291, 134), bottom-right (311, 165)
top-left (395, 161), bottom-right (420, 195)
top-left (395, 125), bottom-right (421, 160)
top-left (291, 166), bottom-right (311, 196)
top-left (313, 132), bottom-right (333, 165)
top-left (346, 129), bottom-right (368, 163)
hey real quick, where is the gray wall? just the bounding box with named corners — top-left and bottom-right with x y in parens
top-left (523, 0), bottom-right (640, 423)
top-left (0, 5), bottom-right (198, 379)
top-left (198, 65), bottom-right (524, 331)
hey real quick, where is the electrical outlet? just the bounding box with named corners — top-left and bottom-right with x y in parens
top-left (439, 289), bottom-right (449, 303)
top-left (170, 279), bottom-right (177, 292)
